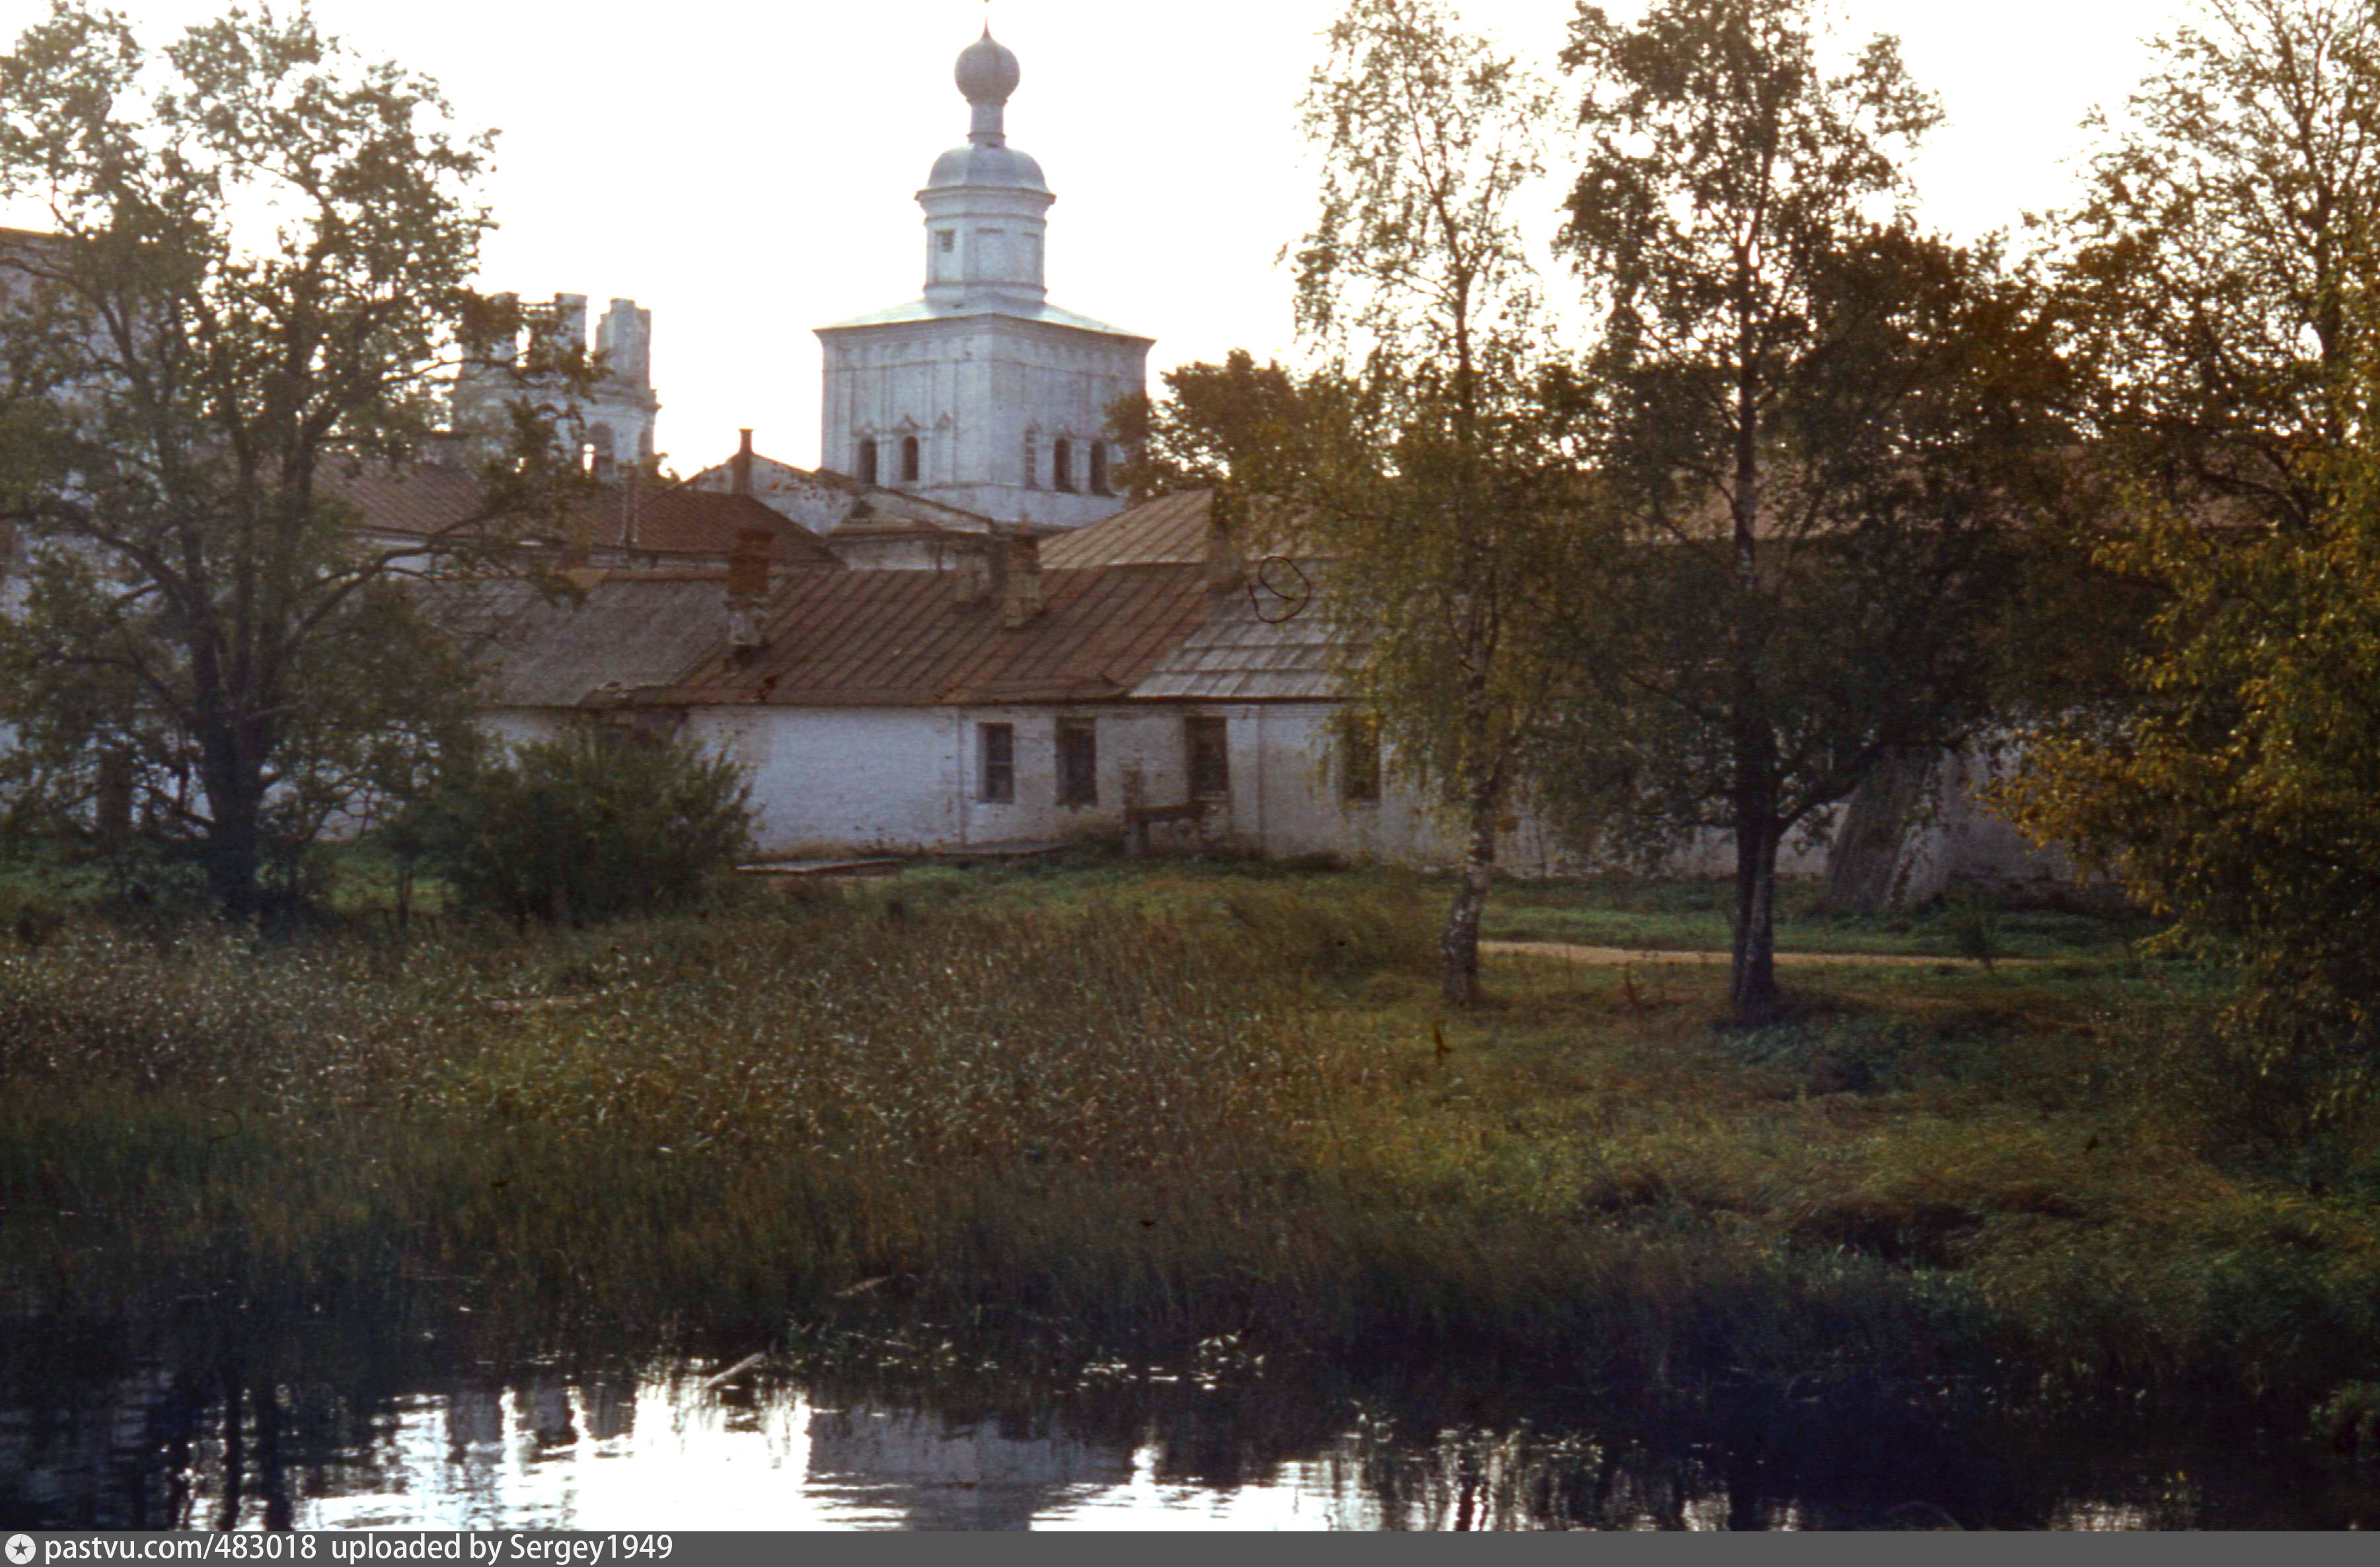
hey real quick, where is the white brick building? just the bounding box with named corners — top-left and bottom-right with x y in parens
top-left (814, 29), bottom-right (1151, 529)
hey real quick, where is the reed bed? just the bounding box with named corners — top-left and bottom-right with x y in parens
top-left (3, 871), bottom-right (2379, 1435)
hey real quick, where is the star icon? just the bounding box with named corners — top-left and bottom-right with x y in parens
top-left (6, 1534), bottom-right (36, 1566)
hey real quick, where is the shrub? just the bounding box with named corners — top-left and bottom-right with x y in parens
top-left (418, 726), bottom-right (755, 924)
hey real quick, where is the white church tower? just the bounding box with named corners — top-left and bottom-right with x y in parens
top-left (815, 27), bottom-right (1152, 527)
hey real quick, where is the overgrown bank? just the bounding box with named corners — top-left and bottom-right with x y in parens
top-left (4, 868), bottom-right (2379, 1447)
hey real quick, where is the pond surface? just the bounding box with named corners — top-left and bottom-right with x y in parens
top-left (7, 1339), bottom-right (2378, 1530)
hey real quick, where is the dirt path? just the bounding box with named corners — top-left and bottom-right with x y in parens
top-left (1482, 939), bottom-right (2046, 969)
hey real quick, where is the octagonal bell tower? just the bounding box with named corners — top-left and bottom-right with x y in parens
top-left (816, 27), bottom-right (1152, 527)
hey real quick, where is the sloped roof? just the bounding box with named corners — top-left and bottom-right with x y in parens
top-left (324, 464), bottom-right (492, 542)
top-left (331, 464), bottom-right (841, 567)
top-left (816, 298), bottom-right (1150, 340)
top-left (850, 499), bottom-right (1002, 533)
top-left (1132, 562), bottom-right (1345, 702)
top-left (560, 486), bottom-right (840, 565)
top-left (646, 562), bottom-right (1212, 708)
top-left (685, 452), bottom-right (1004, 536)
top-left (1039, 488), bottom-right (1215, 568)
top-left (432, 573), bottom-right (784, 709)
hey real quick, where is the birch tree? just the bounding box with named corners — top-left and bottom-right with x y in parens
top-left (1283, 0), bottom-right (1612, 1005)
top-left (2064, 0), bottom-right (2380, 531)
top-left (1557, 0), bottom-right (2062, 1022)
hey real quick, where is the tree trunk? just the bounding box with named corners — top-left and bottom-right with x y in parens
top-left (1726, 255), bottom-right (1775, 1027)
top-left (1730, 811), bottom-right (1781, 1025)
top-left (198, 704), bottom-right (270, 920)
top-left (96, 748), bottom-right (133, 841)
top-left (205, 805), bottom-right (264, 921)
top-left (1824, 747), bottom-right (1932, 912)
top-left (1440, 775), bottom-right (1502, 1006)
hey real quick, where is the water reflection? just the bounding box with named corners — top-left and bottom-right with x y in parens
top-left (5, 1346), bottom-right (2377, 1529)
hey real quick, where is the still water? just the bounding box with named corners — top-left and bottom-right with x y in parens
top-left (9, 1342), bottom-right (2379, 1531)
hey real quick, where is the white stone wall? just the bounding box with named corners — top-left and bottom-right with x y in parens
top-left (817, 314), bottom-right (1147, 528)
top-left (824, 534), bottom-right (963, 570)
top-left (1896, 747), bottom-right (2083, 902)
top-left (695, 703), bottom-right (1179, 853)
top-left (692, 706), bottom-right (962, 853)
top-left (453, 291), bottom-right (657, 474)
top-left (478, 709), bottom-right (582, 754)
top-left (486, 698), bottom-right (2062, 892)
top-left (690, 700), bottom-right (1475, 862)
top-left (952, 703), bottom-right (1175, 845)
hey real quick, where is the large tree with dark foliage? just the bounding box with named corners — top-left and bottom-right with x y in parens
top-left (2001, 0), bottom-right (2380, 1128)
top-left (1555, 0), bottom-right (2071, 1022)
top-left (0, 1), bottom-right (581, 916)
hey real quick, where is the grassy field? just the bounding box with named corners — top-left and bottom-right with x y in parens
top-left (1485, 875), bottom-right (2154, 959)
top-left (3, 855), bottom-right (2377, 1447)
top-left (833, 853), bottom-right (2155, 961)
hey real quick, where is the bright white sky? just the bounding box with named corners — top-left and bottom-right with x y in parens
top-left (2, 0), bottom-right (2194, 473)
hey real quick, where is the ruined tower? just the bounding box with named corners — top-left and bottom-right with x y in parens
top-left (453, 293), bottom-right (660, 474)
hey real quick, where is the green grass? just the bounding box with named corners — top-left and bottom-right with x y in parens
top-left (3, 860), bottom-right (2375, 1439)
top-left (1483, 873), bottom-right (2158, 959)
top-left (800, 854), bottom-right (2156, 961)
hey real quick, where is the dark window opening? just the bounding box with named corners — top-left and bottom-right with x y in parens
top-left (1053, 437), bottom-right (1075, 492)
top-left (1340, 715), bottom-right (1381, 803)
top-left (1023, 433), bottom-right (1039, 489)
top-left (901, 435), bottom-right (921, 483)
top-left (938, 230), bottom-right (955, 253)
top-left (979, 722), bottom-right (1014, 803)
top-left (1089, 442), bottom-right (1109, 495)
top-left (857, 437), bottom-right (878, 485)
top-left (1057, 717), bottom-right (1098, 807)
top-left (1187, 715), bottom-right (1230, 800)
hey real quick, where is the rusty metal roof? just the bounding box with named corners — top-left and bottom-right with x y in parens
top-left (1039, 489), bottom-right (1214, 567)
top-left (332, 465), bottom-right (842, 568)
top-left (324, 464), bottom-right (493, 542)
top-left (431, 573), bottom-right (791, 709)
top-left (560, 486), bottom-right (841, 565)
top-left (645, 562), bottom-right (1214, 708)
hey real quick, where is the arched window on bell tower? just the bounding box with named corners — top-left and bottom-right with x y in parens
top-left (1023, 432), bottom-right (1039, 489)
top-left (858, 437), bottom-right (879, 485)
top-left (1053, 437), bottom-right (1074, 493)
top-left (1089, 443), bottom-right (1110, 496)
top-left (901, 435), bottom-right (922, 483)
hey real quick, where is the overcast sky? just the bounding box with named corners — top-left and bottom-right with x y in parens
top-left (3, 0), bottom-right (2196, 472)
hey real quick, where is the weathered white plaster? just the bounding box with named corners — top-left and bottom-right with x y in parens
top-left (814, 30), bottom-right (1150, 529)
top-left (453, 292), bottom-right (659, 475)
top-left (690, 706), bottom-right (960, 853)
top-left (473, 694), bottom-right (2075, 898)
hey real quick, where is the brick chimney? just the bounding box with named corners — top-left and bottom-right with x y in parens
top-left (1001, 532), bottom-right (1045, 628)
top-left (733, 428), bottom-right (755, 497)
top-left (951, 538), bottom-right (993, 606)
top-left (1204, 505), bottom-right (1240, 592)
top-left (727, 523), bottom-right (773, 656)
top-left (557, 507), bottom-right (591, 571)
